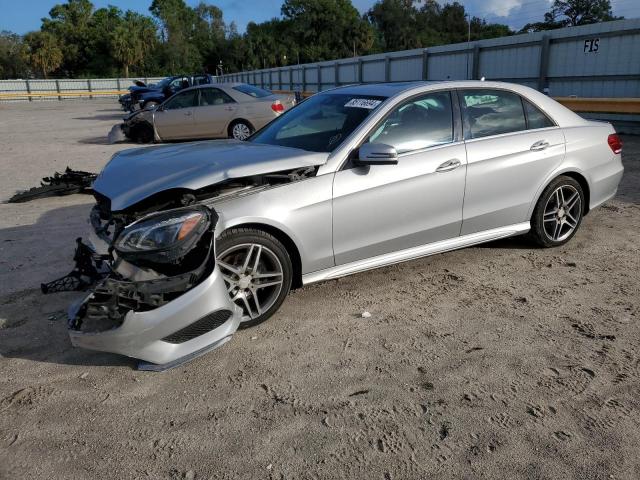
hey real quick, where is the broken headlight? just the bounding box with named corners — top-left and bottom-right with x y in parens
top-left (114, 206), bottom-right (212, 265)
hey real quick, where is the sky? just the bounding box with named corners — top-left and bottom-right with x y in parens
top-left (1, 0), bottom-right (639, 35)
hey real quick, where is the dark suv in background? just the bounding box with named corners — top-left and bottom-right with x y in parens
top-left (119, 74), bottom-right (215, 111)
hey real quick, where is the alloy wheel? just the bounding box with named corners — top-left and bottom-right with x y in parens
top-left (217, 243), bottom-right (284, 321)
top-left (542, 185), bottom-right (582, 242)
top-left (232, 123), bottom-right (252, 140)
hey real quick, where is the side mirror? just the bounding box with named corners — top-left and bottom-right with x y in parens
top-left (356, 143), bottom-right (399, 166)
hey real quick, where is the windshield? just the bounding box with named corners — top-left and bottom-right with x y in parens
top-left (250, 93), bottom-right (387, 152)
top-left (233, 84), bottom-right (272, 98)
top-left (155, 77), bottom-right (173, 89)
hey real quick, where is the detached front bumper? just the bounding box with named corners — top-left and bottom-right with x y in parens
top-left (65, 204), bottom-right (242, 369)
top-left (68, 265), bottom-right (241, 367)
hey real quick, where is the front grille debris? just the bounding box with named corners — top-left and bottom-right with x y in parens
top-left (8, 167), bottom-right (97, 203)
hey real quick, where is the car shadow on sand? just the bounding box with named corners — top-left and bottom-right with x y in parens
top-left (72, 113), bottom-right (126, 122)
top-left (0, 201), bottom-right (135, 369)
top-left (77, 135), bottom-right (113, 145)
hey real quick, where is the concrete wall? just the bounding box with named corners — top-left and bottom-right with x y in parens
top-left (219, 19), bottom-right (640, 99)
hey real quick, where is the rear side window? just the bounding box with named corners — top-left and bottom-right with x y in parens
top-left (199, 88), bottom-right (235, 106)
top-left (232, 84), bottom-right (272, 98)
top-left (523, 99), bottom-right (555, 129)
top-left (460, 89), bottom-right (526, 139)
top-left (366, 91), bottom-right (454, 154)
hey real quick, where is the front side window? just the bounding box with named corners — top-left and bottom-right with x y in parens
top-left (163, 90), bottom-right (199, 110)
top-left (524, 99), bottom-right (555, 130)
top-left (365, 91), bottom-right (454, 154)
top-left (199, 88), bottom-right (235, 106)
top-left (460, 89), bottom-right (526, 139)
top-left (250, 93), bottom-right (386, 152)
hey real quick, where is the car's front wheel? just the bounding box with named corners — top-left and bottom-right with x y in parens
top-left (530, 175), bottom-right (585, 247)
top-left (216, 228), bottom-right (292, 328)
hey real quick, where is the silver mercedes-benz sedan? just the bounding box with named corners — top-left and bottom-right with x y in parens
top-left (63, 80), bottom-right (623, 370)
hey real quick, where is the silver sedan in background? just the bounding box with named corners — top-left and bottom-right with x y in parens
top-left (115, 83), bottom-right (295, 143)
top-left (70, 80), bottom-right (623, 369)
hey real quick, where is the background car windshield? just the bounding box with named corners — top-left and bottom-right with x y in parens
top-left (250, 94), bottom-right (386, 152)
top-left (155, 77), bottom-right (171, 88)
top-left (233, 84), bottom-right (272, 98)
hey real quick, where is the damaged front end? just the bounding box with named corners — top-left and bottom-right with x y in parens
top-left (65, 203), bottom-right (241, 370)
top-left (109, 109), bottom-right (155, 144)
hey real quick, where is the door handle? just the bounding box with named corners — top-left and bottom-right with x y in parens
top-left (436, 159), bottom-right (462, 173)
top-left (183, 111), bottom-right (192, 116)
top-left (224, 106), bottom-right (235, 111)
top-left (530, 140), bottom-right (549, 151)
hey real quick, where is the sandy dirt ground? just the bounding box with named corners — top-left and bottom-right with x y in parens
top-left (0, 100), bottom-right (639, 480)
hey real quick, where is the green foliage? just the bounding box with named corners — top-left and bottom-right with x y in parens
top-left (24, 31), bottom-right (63, 78)
top-left (0, 31), bottom-right (29, 78)
top-left (111, 12), bottom-right (157, 77)
top-left (0, 0), bottom-right (623, 80)
top-left (521, 0), bottom-right (620, 32)
top-left (367, 0), bottom-right (513, 51)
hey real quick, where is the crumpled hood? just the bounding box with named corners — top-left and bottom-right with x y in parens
top-left (94, 140), bottom-right (328, 211)
top-left (128, 85), bottom-right (157, 94)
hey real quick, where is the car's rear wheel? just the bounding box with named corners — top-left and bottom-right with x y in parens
top-left (530, 175), bottom-right (584, 247)
top-left (216, 228), bottom-right (292, 328)
top-left (228, 120), bottom-right (253, 141)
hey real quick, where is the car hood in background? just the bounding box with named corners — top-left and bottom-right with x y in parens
top-left (94, 140), bottom-right (329, 211)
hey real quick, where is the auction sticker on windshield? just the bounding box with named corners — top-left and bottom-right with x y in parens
top-left (344, 98), bottom-right (382, 109)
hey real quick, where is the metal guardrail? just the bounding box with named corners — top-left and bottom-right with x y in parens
top-left (554, 97), bottom-right (640, 114)
top-left (0, 90), bottom-right (128, 100)
top-left (0, 77), bottom-right (166, 102)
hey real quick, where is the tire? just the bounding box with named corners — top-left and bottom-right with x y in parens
top-left (130, 122), bottom-right (154, 143)
top-left (228, 120), bottom-right (254, 141)
top-left (216, 228), bottom-right (293, 328)
top-left (530, 175), bottom-right (585, 248)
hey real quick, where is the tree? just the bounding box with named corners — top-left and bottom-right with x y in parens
top-left (150, 0), bottom-right (202, 72)
top-left (193, 3), bottom-right (227, 72)
top-left (0, 31), bottom-right (29, 79)
top-left (110, 12), bottom-right (157, 78)
top-left (41, 0), bottom-right (94, 75)
top-left (367, 0), bottom-right (420, 51)
top-left (281, 0), bottom-right (375, 63)
top-left (367, 0), bottom-right (511, 51)
top-left (521, 0), bottom-right (621, 32)
top-left (24, 31), bottom-right (63, 78)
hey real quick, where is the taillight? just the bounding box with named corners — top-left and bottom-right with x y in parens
top-left (608, 134), bottom-right (622, 154)
top-left (271, 101), bottom-right (284, 113)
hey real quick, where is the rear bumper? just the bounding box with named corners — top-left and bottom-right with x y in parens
top-left (589, 159), bottom-right (624, 210)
